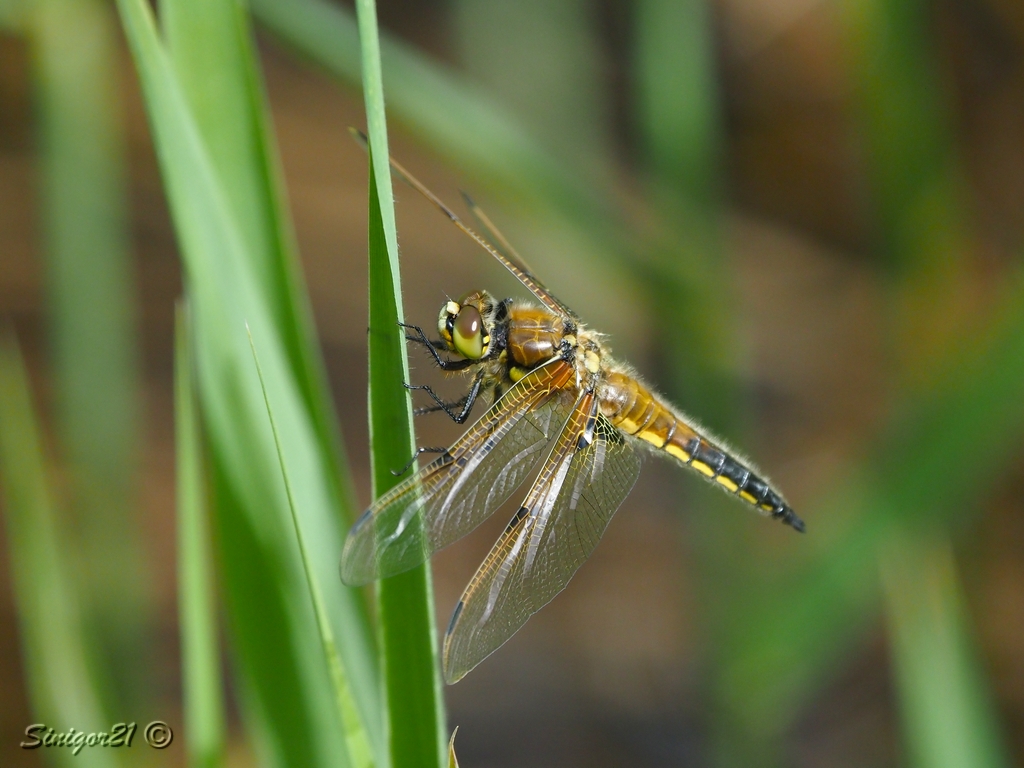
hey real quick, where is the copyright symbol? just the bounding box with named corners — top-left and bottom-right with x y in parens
top-left (144, 721), bottom-right (172, 749)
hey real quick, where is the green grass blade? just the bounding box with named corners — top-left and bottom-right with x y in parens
top-left (159, 0), bottom-right (382, 753)
top-left (355, 0), bottom-right (446, 765)
top-left (175, 302), bottom-right (226, 768)
top-left (29, 0), bottom-right (146, 707)
top-left (881, 536), bottom-right (1011, 768)
top-left (632, 0), bottom-right (735, 430)
top-left (163, 0), bottom-right (353, 498)
top-left (842, 0), bottom-right (974, 390)
top-left (249, 327), bottom-right (375, 768)
top-left (115, 0), bottom-right (381, 763)
top-left (841, 0), bottom-right (964, 276)
top-left (634, 0), bottom-right (722, 210)
top-left (0, 333), bottom-right (117, 768)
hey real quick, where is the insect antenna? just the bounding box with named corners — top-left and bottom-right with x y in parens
top-left (349, 128), bottom-right (575, 319)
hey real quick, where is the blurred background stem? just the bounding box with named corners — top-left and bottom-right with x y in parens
top-left (881, 534), bottom-right (1011, 768)
top-left (28, 0), bottom-right (146, 712)
top-left (0, 334), bottom-right (118, 768)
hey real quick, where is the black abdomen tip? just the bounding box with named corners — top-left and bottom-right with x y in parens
top-left (776, 505), bottom-right (806, 533)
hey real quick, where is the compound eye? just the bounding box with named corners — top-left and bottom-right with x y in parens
top-left (452, 305), bottom-right (484, 359)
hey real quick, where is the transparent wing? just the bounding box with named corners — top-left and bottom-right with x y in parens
top-left (442, 395), bottom-right (642, 683)
top-left (340, 360), bottom-right (575, 585)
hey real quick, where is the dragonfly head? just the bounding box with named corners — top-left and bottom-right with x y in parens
top-left (438, 290), bottom-right (497, 360)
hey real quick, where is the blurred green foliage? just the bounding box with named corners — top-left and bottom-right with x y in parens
top-left (175, 303), bottom-right (226, 768)
top-left (0, 0), bottom-right (1018, 767)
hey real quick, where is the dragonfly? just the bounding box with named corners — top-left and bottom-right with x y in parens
top-left (341, 148), bottom-right (805, 684)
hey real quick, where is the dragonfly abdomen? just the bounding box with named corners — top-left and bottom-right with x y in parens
top-left (598, 370), bottom-right (804, 531)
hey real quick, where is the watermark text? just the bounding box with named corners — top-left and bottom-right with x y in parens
top-left (20, 722), bottom-right (173, 754)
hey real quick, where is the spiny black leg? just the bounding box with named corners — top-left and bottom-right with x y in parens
top-left (398, 322), bottom-right (476, 371)
top-left (413, 392), bottom-right (469, 417)
top-left (403, 372), bottom-right (484, 424)
top-left (401, 322), bottom-right (448, 352)
top-left (392, 446), bottom-right (449, 477)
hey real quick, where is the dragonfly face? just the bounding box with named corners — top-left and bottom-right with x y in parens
top-left (341, 148), bottom-right (806, 684)
top-left (437, 291), bottom-right (498, 361)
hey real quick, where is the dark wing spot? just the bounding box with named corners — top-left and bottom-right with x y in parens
top-left (504, 506), bottom-right (530, 534)
top-left (446, 601), bottom-right (464, 636)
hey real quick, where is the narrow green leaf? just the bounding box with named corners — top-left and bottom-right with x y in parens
top-left (163, 0), bottom-right (354, 502)
top-left (841, 0), bottom-right (964, 275)
top-left (631, 0), bottom-right (735, 430)
top-left (0, 333), bottom-right (116, 768)
top-left (355, 0), bottom-right (446, 765)
top-left (634, 0), bottom-right (722, 208)
top-left (175, 302), bottom-right (226, 768)
top-left (29, 0), bottom-right (146, 706)
top-left (115, 0), bottom-right (380, 764)
top-left (160, 0), bottom-right (382, 753)
top-left (881, 536), bottom-right (1011, 768)
top-left (249, 327), bottom-right (375, 768)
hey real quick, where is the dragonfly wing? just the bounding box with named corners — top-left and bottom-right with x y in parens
top-left (442, 395), bottom-right (642, 683)
top-left (340, 359), bottom-right (574, 585)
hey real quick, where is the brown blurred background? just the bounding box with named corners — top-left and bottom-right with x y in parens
top-left (2, 0), bottom-right (1024, 766)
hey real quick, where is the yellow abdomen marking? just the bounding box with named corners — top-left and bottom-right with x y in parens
top-left (716, 476), bottom-right (739, 492)
top-left (690, 460), bottom-right (715, 477)
top-left (665, 444), bottom-right (691, 462)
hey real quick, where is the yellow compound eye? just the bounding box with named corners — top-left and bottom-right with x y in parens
top-left (452, 305), bottom-right (484, 359)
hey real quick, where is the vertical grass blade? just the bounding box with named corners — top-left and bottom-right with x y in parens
top-left (116, 0), bottom-right (381, 763)
top-left (29, 0), bottom-right (145, 707)
top-left (841, 0), bottom-right (973, 382)
top-left (249, 328), bottom-right (375, 768)
top-left (355, 0), bottom-right (446, 765)
top-left (881, 537), bottom-right (1011, 768)
top-left (163, 0), bottom-right (352, 493)
top-left (632, 0), bottom-right (734, 433)
top-left (175, 303), bottom-right (226, 768)
top-left (635, 0), bottom-right (722, 210)
top-left (0, 333), bottom-right (116, 768)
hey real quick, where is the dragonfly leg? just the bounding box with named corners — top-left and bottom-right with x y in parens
top-left (413, 392), bottom-right (469, 417)
top-left (399, 322), bottom-right (474, 371)
top-left (391, 446), bottom-right (449, 477)
top-left (403, 372), bottom-right (484, 424)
